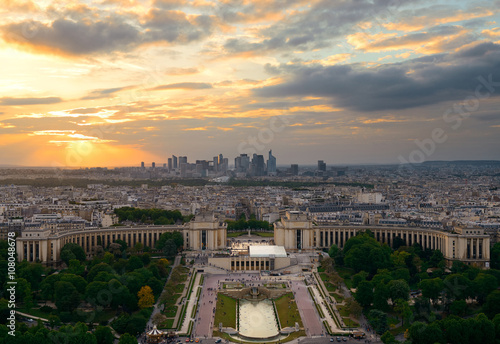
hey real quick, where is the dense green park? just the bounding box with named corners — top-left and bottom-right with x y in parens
top-left (321, 231), bottom-right (500, 344)
top-left (0, 231), bottom-right (184, 344)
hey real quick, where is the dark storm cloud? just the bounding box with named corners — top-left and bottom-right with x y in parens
top-left (0, 97), bottom-right (63, 105)
top-left (254, 42), bottom-right (500, 112)
top-left (148, 82), bottom-right (213, 91)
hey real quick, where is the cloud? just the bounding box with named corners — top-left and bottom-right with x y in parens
top-left (253, 41), bottom-right (500, 112)
top-left (149, 82), bottom-right (213, 91)
top-left (0, 122), bottom-right (16, 129)
top-left (183, 127), bottom-right (208, 131)
top-left (381, 7), bottom-right (495, 32)
top-left (1, 17), bottom-right (141, 56)
top-left (0, 0), bottom-right (38, 13)
top-left (0, 5), bottom-right (221, 57)
top-left (347, 25), bottom-right (472, 53)
top-left (0, 97), bottom-right (63, 106)
top-left (80, 86), bottom-right (136, 100)
top-left (164, 67), bottom-right (202, 75)
top-left (218, 0), bottom-right (418, 57)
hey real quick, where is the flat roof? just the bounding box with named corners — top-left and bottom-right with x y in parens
top-left (249, 245), bottom-right (287, 258)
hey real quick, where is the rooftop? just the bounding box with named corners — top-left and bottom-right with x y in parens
top-left (249, 245), bottom-right (287, 258)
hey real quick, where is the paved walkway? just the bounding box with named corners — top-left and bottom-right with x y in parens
top-left (290, 280), bottom-right (323, 337)
top-left (309, 285), bottom-right (349, 334)
top-left (16, 311), bottom-right (48, 322)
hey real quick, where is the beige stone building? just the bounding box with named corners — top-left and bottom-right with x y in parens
top-left (16, 211), bottom-right (491, 268)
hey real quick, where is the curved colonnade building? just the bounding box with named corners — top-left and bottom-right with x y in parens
top-left (16, 211), bottom-right (490, 268)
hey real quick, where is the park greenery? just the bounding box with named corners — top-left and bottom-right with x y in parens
top-left (322, 232), bottom-right (500, 344)
top-left (114, 207), bottom-right (187, 225)
top-left (225, 214), bottom-right (273, 231)
top-left (0, 233), bottom-right (184, 344)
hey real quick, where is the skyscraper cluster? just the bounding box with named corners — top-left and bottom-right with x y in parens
top-left (234, 150), bottom-right (276, 177)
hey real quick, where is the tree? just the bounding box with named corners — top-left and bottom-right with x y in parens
top-left (54, 281), bottom-right (81, 312)
top-left (60, 273), bottom-right (88, 294)
top-left (355, 281), bottom-right (373, 307)
top-left (369, 309), bottom-right (388, 335)
top-left (483, 290), bottom-right (500, 318)
top-left (68, 259), bottom-right (85, 275)
top-left (449, 299), bottom-right (467, 316)
top-left (85, 281), bottom-right (111, 306)
top-left (109, 243), bottom-right (123, 257)
top-left (418, 278), bottom-right (444, 303)
top-left (95, 325), bottom-right (114, 344)
top-left (409, 322), bottom-right (443, 344)
top-left (126, 256), bottom-right (144, 272)
top-left (443, 274), bottom-right (470, 301)
top-left (118, 333), bottom-right (138, 344)
top-left (60, 243), bottom-right (86, 265)
top-left (137, 286), bottom-right (154, 309)
top-left (344, 297), bottom-right (362, 317)
top-left (328, 244), bottom-right (339, 258)
top-left (381, 331), bottom-right (396, 344)
top-left (162, 239), bottom-right (178, 258)
top-left (473, 273), bottom-right (498, 303)
top-left (391, 250), bottom-right (411, 268)
top-left (352, 271), bottom-right (369, 288)
top-left (87, 263), bottom-right (114, 282)
top-left (394, 299), bottom-right (412, 327)
top-left (474, 313), bottom-right (495, 344)
top-left (388, 279), bottom-right (410, 302)
top-left (392, 236), bottom-right (406, 250)
top-left (13, 278), bottom-right (32, 304)
top-left (373, 282), bottom-right (390, 311)
top-left (490, 242), bottom-right (500, 270)
top-left (429, 250), bottom-right (444, 268)
top-left (48, 314), bottom-right (61, 329)
top-left (344, 234), bottom-right (391, 273)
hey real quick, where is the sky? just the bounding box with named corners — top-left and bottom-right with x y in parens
top-left (1, 0), bottom-right (500, 167)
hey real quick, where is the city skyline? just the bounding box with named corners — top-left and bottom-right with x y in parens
top-left (1, 0), bottom-right (500, 167)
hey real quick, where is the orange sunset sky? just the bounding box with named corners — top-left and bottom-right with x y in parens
top-left (1, 0), bottom-right (500, 167)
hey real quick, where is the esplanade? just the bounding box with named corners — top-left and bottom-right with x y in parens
top-left (16, 211), bottom-right (490, 268)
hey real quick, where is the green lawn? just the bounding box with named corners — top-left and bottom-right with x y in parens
top-left (338, 306), bottom-right (350, 317)
top-left (275, 293), bottom-right (303, 328)
top-left (213, 294), bottom-right (237, 328)
top-left (175, 283), bottom-right (185, 293)
top-left (163, 304), bottom-right (178, 317)
top-left (324, 282), bottom-right (337, 292)
top-left (343, 317), bottom-right (359, 327)
top-left (161, 318), bottom-right (175, 329)
top-left (330, 292), bottom-right (344, 303)
top-left (227, 232), bottom-right (247, 237)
